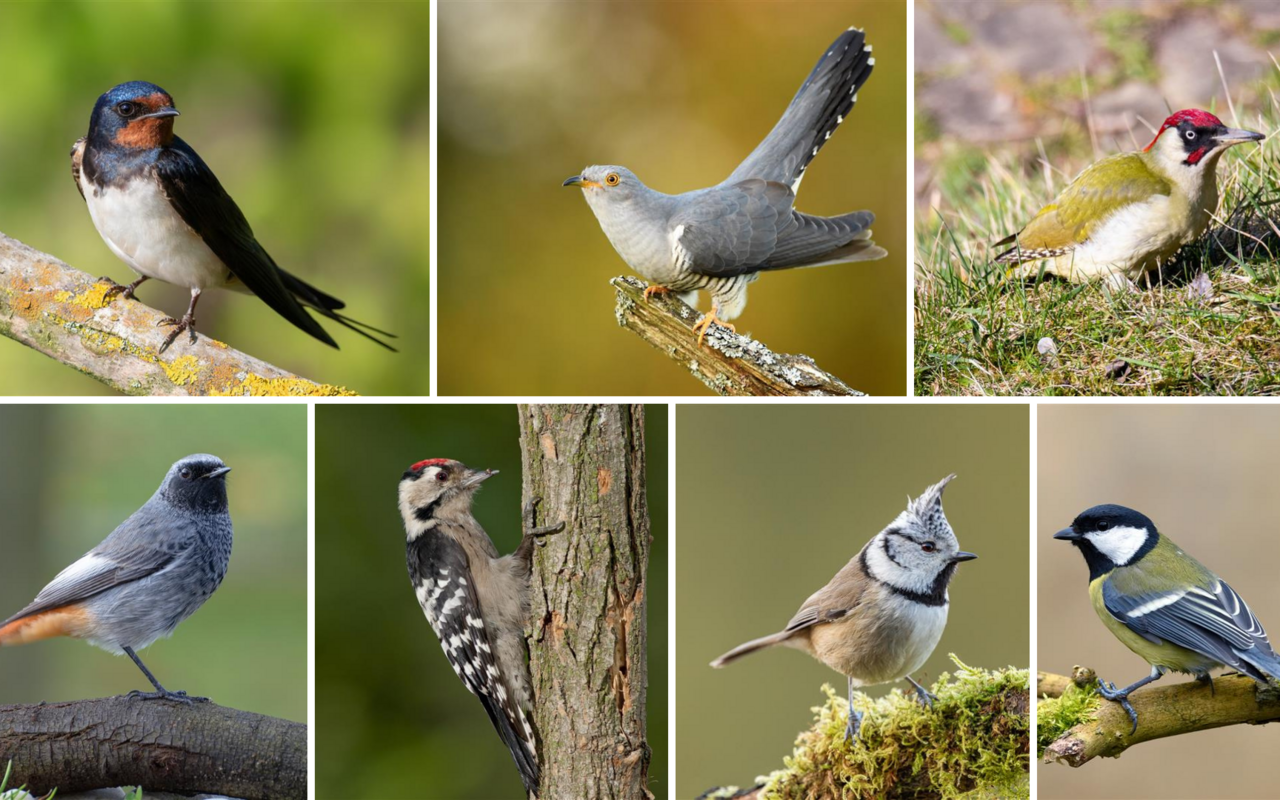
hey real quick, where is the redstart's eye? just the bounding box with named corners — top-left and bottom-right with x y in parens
top-left (606, 173), bottom-right (620, 186)
top-left (117, 102), bottom-right (137, 117)
top-left (921, 542), bottom-right (936, 553)
top-left (180, 467), bottom-right (192, 479)
top-left (435, 471), bottom-right (448, 482)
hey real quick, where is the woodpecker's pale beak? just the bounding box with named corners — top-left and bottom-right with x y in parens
top-left (1053, 527), bottom-right (1081, 541)
top-left (950, 551), bottom-right (978, 563)
top-left (204, 466), bottom-right (231, 479)
top-left (1214, 127), bottom-right (1265, 146)
top-left (462, 468), bottom-right (497, 488)
top-left (563, 175), bottom-right (602, 189)
top-left (140, 107), bottom-right (180, 120)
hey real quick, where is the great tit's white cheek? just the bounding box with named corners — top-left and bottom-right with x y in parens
top-left (1084, 525), bottom-right (1149, 565)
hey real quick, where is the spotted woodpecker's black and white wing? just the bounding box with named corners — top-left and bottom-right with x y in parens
top-left (722, 27), bottom-right (874, 193)
top-left (406, 531), bottom-right (539, 793)
top-left (1103, 578), bottom-right (1280, 682)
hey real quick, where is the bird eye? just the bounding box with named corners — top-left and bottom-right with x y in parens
top-left (1185, 130), bottom-right (1197, 141)
top-left (921, 542), bottom-right (936, 553)
top-left (435, 471), bottom-right (448, 482)
top-left (606, 173), bottom-right (621, 186)
top-left (117, 102), bottom-right (137, 117)
top-left (1097, 521), bottom-right (1110, 531)
top-left (180, 468), bottom-right (192, 479)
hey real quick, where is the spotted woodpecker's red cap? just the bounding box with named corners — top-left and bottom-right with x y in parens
top-left (409, 458), bottom-right (451, 472)
top-left (1145, 109), bottom-right (1225, 151)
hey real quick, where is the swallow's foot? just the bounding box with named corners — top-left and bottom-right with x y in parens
top-left (100, 276), bottom-right (148, 303)
top-left (844, 706), bottom-right (864, 743)
top-left (1096, 679), bottom-right (1140, 735)
top-left (642, 284), bottom-right (672, 302)
top-left (128, 688), bottom-right (209, 704)
top-left (906, 676), bottom-right (937, 709)
top-left (692, 308), bottom-right (735, 347)
top-left (157, 313), bottom-right (198, 352)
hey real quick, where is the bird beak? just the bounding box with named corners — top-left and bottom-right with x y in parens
top-left (1053, 527), bottom-right (1081, 541)
top-left (462, 468), bottom-right (497, 488)
top-left (950, 551), bottom-right (978, 563)
top-left (563, 175), bottom-right (602, 189)
top-left (140, 107), bottom-right (180, 120)
top-left (204, 466), bottom-right (231, 479)
top-left (1214, 127), bottom-right (1265, 146)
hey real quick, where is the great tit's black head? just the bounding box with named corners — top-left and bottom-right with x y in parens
top-left (398, 458), bottom-right (495, 523)
top-left (161, 454), bottom-right (231, 513)
top-left (1055, 503), bottom-right (1158, 577)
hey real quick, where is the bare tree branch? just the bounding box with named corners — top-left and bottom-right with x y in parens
top-left (0, 231), bottom-right (356, 396)
top-left (1039, 670), bottom-right (1280, 767)
top-left (0, 696), bottom-right (305, 799)
top-left (610, 276), bottom-right (864, 396)
top-left (518, 404), bottom-right (651, 799)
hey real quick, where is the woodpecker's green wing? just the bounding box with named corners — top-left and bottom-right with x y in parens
top-left (994, 152), bottom-right (1172, 263)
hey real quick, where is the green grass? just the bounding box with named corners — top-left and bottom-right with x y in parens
top-left (916, 77), bottom-right (1280, 396)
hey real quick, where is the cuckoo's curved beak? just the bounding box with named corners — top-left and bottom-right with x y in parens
top-left (563, 175), bottom-right (602, 189)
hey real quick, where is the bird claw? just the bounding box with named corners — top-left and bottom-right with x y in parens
top-left (912, 685), bottom-right (938, 710)
top-left (642, 284), bottom-right (672, 301)
top-left (157, 314), bottom-right (198, 352)
top-left (99, 277), bottom-right (141, 302)
top-left (844, 707), bottom-right (864, 744)
top-left (127, 688), bottom-right (208, 705)
top-left (691, 311), bottom-right (735, 347)
top-left (522, 496), bottom-right (565, 544)
top-left (1096, 678), bottom-right (1139, 735)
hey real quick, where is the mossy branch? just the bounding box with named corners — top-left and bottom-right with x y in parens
top-left (701, 656), bottom-right (1029, 800)
top-left (0, 230), bottom-right (356, 396)
top-left (0, 696), bottom-right (306, 799)
top-left (1038, 668), bottom-right (1280, 767)
top-left (610, 276), bottom-right (864, 396)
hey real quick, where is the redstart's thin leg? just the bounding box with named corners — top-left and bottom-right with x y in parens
top-left (123, 646), bottom-right (208, 704)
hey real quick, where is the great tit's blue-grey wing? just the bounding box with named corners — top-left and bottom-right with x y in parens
top-left (2, 508), bottom-right (194, 625)
top-left (723, 27), bottom-right (873, 192)
top-left (152, 138), bottom-right (340, 348)
top-left (1102, 578), bottom-right (1280, 681)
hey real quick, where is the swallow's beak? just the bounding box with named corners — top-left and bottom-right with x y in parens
top-left (141, 107), bottom-right (180, 120)
top-left (204, 466), bottom-right (231, 479)
top-left (1214, 127), bottom-right (1265, 146)
top-left (1053, 527), bottom-right (1081, 541)
top-left (462, 468), bottom-right (497, 488)
top-left (950, 551), bottom-right (978, 563)
top-left (563, 175), bottom-right (602, 189)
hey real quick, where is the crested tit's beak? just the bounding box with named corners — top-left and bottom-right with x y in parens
top-left (140, 107), bottom-right (180, 120)
top-left (462, 468), bottom-right (498, 488)
top-left (950, 551), bottom-right (978, 563)
top-left (203, 466), bottom-right (231, 479)
top-left (563, 175), bottom-right (602, 189)
top-left (1213, 127), bottom-right (1265, 146)
top-left (1053, 527), bottom-right (1081, 541)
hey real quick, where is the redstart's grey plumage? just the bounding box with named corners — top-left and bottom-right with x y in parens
top-left (711, 475), bottom-right (976, 741)
top-left (398, 458), bottom-right (565, 795)
top-left (0, 454), bottom-right (232, 703)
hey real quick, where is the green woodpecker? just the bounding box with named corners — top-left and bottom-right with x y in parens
top-left (994, 109), bottom-right (1265, 283)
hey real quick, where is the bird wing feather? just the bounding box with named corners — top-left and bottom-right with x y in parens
top-left (784, 557), bottom-right (869, 633)
top-left (70, 138), bottom-right (86, 201)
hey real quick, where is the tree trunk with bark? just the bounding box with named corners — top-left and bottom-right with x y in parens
top-left (518, 404), bottom-right (652, 799)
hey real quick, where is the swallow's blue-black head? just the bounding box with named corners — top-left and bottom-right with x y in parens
top-left (88, 81), bottom-right (180, 151)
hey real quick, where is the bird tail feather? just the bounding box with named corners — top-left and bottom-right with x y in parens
top-left (710, 630), bottom-right (793, 668)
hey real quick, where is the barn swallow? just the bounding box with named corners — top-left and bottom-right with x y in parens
top-left (72, 81), bottom-right (396, 352)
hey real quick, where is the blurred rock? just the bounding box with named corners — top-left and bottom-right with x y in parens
top-left (919, 70), bottom-right (1028, 141)
top-left (1232, 0), bottom-right (1280, 29)
top-left (1155, 17), bottom-right (1266, 108)
top-left (1090, 81), bottom-right (1170, 136)
top-left (934, 1), bottom-right (1103, 79)
top-left (916, 7), bottom-right (967, 73)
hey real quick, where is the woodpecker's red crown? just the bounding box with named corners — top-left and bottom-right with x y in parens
top-left (1144, 109), bottom-right (1224, 152)
top-left (410, 458), bottom-right (451, 472)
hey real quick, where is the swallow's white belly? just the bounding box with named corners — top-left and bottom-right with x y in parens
top-left (81, 171), bottom-right (233, 291)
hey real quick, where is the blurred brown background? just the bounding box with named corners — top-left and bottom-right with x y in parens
top-left (1039, 404), bottom-right (1280, 799)
top-left (438, 1), bottom-right (907, 396)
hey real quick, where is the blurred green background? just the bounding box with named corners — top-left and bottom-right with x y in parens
top-left (316, 404), bottom-right (668, 799)
top-left (439, 1), bottom-right (907, 396)
top-left (677, 404), bottom-right (1029, 797)
top-left (0, 404), bottom-right (306, 723)
top-left (1039, 405), bottom-right (1280, 800)
top-left (0, 1), bottom-right (428, 395)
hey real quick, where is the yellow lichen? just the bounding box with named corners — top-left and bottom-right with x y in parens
top-left (68, 281), bottom-right (116, 310)
top-left (208, 373), bottom-right (357, 397)
top-left (161, 355), bottom-right (204, 386)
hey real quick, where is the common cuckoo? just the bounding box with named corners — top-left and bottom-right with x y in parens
top-left (564, 27), bottom-right (886, 344)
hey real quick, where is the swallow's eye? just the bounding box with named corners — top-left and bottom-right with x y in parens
top-left (180, 467), bottom-right (193, 480)
top-left (435, 470), bottom-right (448, 482)
top-left (605, 173), bottom-right (621, 186)
top-left (921, 542), bottom-right (936, 553)
top-left (1097, 520), bottom-right (1111, 531)
top-left (1185, 130), bottom-right (1197, 141)
top-left (117, 102), bottom-right (137, 117)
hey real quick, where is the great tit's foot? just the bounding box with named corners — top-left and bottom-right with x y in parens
top-left (691, 308), bottom-right (736, 347)
top-left (158, 313), bottom-right (198, 352)
top-left (100, 276), bottom-right (148, 302)
top-left (1196, 674), bottom-right (1216, 696)
top-left (1097, 679), bottom-right (1139, 735)
top-left (642, 284), bottom-right (672, 301)
top-left (128, 688), bottom-right (209, 704)
top-left (844, 706), bottom-right (864, 743)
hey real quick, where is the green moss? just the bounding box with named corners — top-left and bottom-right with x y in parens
top-left (759, 656), bottom-right (1029, 800)
top-left (1036, 680), bottom-right (1101, 756)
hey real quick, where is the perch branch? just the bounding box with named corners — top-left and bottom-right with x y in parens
top-left (0, 696), bottom-right (306, 799)
top-left (0, 231), bottom-right (355, 396)
top-left (610, 276), bottom-right (864, 396)
top-left (1039, 670), bottom-right (1280, 767)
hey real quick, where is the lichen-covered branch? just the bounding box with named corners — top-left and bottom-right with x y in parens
top-left (518, 404), bottom-right (651, 799)
top-left (0, 231), bottom-right (355, 396)
top-left (0, 696), bottom-right (306, 799)
top-left (1038, 668), bottom-right (1280, 767)
top-left (611, 276), bottom-right (864, 396)
top-left (702, 657), bottom-right (1030, 800)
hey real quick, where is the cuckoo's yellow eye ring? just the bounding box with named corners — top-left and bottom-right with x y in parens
top-left (605, 173), bottom-right (621, 186)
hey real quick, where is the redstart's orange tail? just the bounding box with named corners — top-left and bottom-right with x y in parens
top-left (0, 606), bottom-right (90, 646)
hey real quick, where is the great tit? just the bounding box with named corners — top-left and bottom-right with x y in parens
top-left (1055, 503), bottom-right (1280, 733)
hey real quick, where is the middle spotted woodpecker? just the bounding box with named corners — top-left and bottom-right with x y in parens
top-left (398, 458), bottom-right (565, 795)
